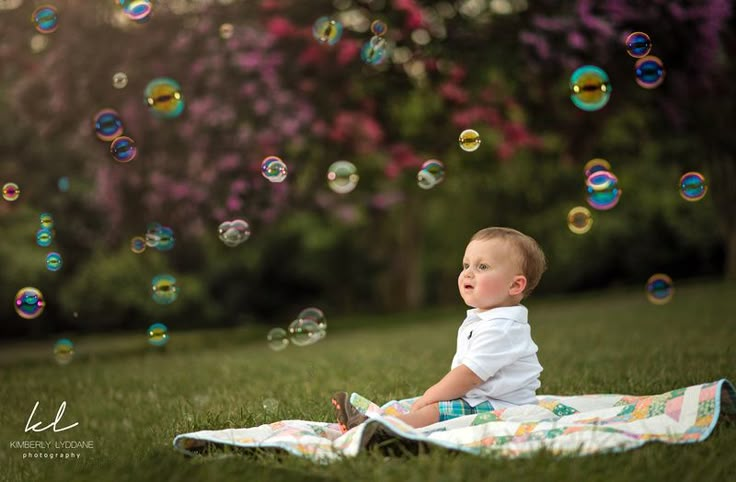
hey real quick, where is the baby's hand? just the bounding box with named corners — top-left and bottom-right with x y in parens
top-left (410, 397), bottom-right (428, 413)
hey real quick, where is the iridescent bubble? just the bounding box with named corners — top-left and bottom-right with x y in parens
top-left (39, 212), bottom-right (54, 229)
top-left (625, 32), bottom-right (651, 58)
top-left (53, 338), bottom-right (74, 365)
top-left (459, 129), bottom-right (481, 152)
top-left (31, 5), bottom-right (58, 34)
top-left (261, 156), bottom-right (288, 183)
top-left (646, 274), bottom-right (674, 305)
top-left (144, 77), bottom-right (185, 119)
top-left (288, 318), bottom-right (321, 347)
top-left (297, 307), bottom-right (326, 331)
top-left (36, 228), bottom-right (53, 247)
top-left (634, 56), bottom-right (665, 89)
top-left (327, 161), bottom-right (359, 194)
top-left (583, 158), bottom-right (611, 178)
top-left (110, 136), bottom-right (137, 163)
top-left (147, 322), bottom-right (169, 346)
top-left (262, 398), bottom-right (279, 412)
top-left (14, 287), bottom-right (45, 319)
top-left (112, 72), bottom-right (128, 89)
top-left (569, 65), bottom-right (612, 112)
top-left (218, 221), bottom-right (237, 247)
top-left (124, 0), bottom-right (152, 24)
top-left (361, 36), bottom-right (388, 65)
top-left (131, 236), bottom-right (146, 254)
top-left (3, 182), bottom-right (20, 201)
top-left (312, 16), bottom-right (343, 46)
top-left (58, 177), bottom-right (70, 193)
top-left (94, 109), bottom-right (124, 142)
top-left (46, 252), bottom-right (62, 271)
top-left (152, 274), bottom-right (178, 305)
top-left (267, 327), bottom-right (289, 351)
top-left (679, 172), bottom-right (708, 202)
top-left (567, 206), bottom-right (593, 234)
top-left (370, 19), bottom-right (387, 36)
top-left (586, 171), bottom-right (622, 210)
top-left (155, 226), bottom-right (175, 251)
top-left (417, 159), bottom-right (445, 190)
top-left (219, 23), bottom-right (233, 39)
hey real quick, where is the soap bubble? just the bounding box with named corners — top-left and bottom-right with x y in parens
top-left (370, 19), bottom-right (387, 36)
top-left (298, 307), bottom-right (326, 330)
top-left (147, 323), bottom-right (169, 346)
top-left (39, 212), bottom-right (54, 229)
top-left (288, 318), bottom-right (322, 347)
top-left (567, 206), bottom-right (593, 234)
top-left (646, 274), bottom-right (673, 305)
top-left (53, 338), bottom-right (74, 365)
top-left (267, 328), bottom-right (289, 351)
top-left (124, 0), bottom-right (152, 24)
top-left (131, 236), bottom-right (146, 254)
top-left (144, 77), bottom-right (185, 119)
top-left (569, 65), bottom-right (612, 112)
top-left (312, 16), bottom-right (343, 46)
top-left (679, 172), bottom-right (707, 202)
top-left (586, 171), bottom-right (621, 210)
top-left (94, 109), bottom-right (124, 142)
top-left (151, 274), bottom-right (178, 305)
top-left (14, 287), bottom-right (45, 319)
top-left (112, 72), bottom-right (128, 89)
top-left (155, 226), bottom-right (175, 251)
top-left (327, 161), bottom-right (359, 194)
top-left (458, 129), bottom-right (481, 152)
top-left (31, 5), bottom-right (58, 34)
top-left (262, 398), bottom-right (279, 412)
top-left (261, 156), bottom-right (288, 183)
top-left (634, 56), bottom-right (665, 89)
top-left (625, 32), bottom-right (651, 58)
top-left (36, 228), bottom-right (53, 247)
top-left (45, 252), bottom-right (62, 271)
top-left (417, 160), bottom-right (445, 189)
top-left (110, 136), bottom-right (137, 163)
top-left (3, 182), bottom-right (20, 201)
top-left (583, 158), bottom-right (611, 178)
top-left (361, 36), bottom-right (388, 65)
top-left (218, 219), bottom-right (251, 247)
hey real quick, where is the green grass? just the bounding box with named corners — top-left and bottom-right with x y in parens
top-left (1, 279), bottom-right (735, 482)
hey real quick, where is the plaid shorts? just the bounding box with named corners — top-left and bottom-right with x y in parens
top-left (437, 399), bottom-right (495, 422)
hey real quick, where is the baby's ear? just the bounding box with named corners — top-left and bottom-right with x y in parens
top-left (509, 275), bottom-right (527, 296)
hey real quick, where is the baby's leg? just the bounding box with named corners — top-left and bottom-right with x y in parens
top-left (395, 403), bottom-right (439, 428)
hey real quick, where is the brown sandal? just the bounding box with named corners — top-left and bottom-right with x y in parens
top-left (331, 392), bottom-right (368, 433)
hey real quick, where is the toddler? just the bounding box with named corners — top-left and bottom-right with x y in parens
top-left (333, 227), bottom-right (546, 431)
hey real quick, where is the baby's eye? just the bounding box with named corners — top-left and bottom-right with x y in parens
top-left (462, 263), bottom-right (469, 270)
top-left (478, 264), bottom-right (489, 271)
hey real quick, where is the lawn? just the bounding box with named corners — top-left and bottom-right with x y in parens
top-left (1, 279), bottom-right (735, 482)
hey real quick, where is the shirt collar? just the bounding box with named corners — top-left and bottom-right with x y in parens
top-left (465, 305), bottom-right (528, 324)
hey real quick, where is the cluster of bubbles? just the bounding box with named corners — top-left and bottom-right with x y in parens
top-left (417, 160), bottom-right (445, 190)
top-left (267, 307), bottom-right (327, 351)
top-left (327, 161), bottom-right (359, 194)
top-left (361, 20), bottom-right (389, 65)
top-left (625, 32), bottom-right (665, 89)
top-left (151, 274), bottom-right (178, 305)
top-left (53, 338), bottom-right (74, 365)
top-left (14, 287), bottom-right (45, 320)
top-left (458, 129), bottom-right (481, 152)
top-left (2, 182), bottom-right (20, 201)
top-left (147, 322), bottom-right (169, 346)
top-left (261, 156), bottom-right (288, 183)
top-left (312, 16), bottom-right (343, 46)
top-left (31, 4), bottom-right (58, 34)
top-left (116, 0), bottom-right (153, 24)
top-left (679, 172), bottom-right (708, 202)
top-left (646, 273), bottom-right (674, 305)
top-left (144, 77), bottom-right (185, 119)
top-left (217, 219), bottom-right (252, 247)
top-left (94, 109), bottom-right (137, 163)
top-left (36, 212), bottom-right (56, 248)
top-left (584, 158), bottom-right (622, 211)
top-left (143, 222), bottom-right (176, 251)
top-left (569, 65), bottom-right (612, 112)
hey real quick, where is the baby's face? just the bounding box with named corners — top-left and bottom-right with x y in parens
top-left (458, 238), bottom-right (526, 311)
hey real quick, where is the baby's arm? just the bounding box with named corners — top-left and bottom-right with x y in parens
top-left (412, 365), bottom-right (483, 412)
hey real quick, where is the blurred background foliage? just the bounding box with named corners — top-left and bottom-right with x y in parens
top-left (0, 0), bottom-right (733, 338)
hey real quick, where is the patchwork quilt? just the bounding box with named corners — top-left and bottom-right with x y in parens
top-left (173, 379), bottom-right (735, 461)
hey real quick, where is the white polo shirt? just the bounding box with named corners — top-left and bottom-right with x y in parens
top-left (451, 305), bottom-right (543, 408)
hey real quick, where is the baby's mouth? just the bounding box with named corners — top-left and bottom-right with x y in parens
top-left (463, 284), bottom-right (474, 290)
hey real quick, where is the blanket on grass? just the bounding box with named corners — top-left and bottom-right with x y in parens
top-left (173, 379), bottom-right (735, 461)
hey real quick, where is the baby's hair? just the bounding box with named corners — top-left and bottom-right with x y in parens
top-left (470, 227), bottom-right (547, 298)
